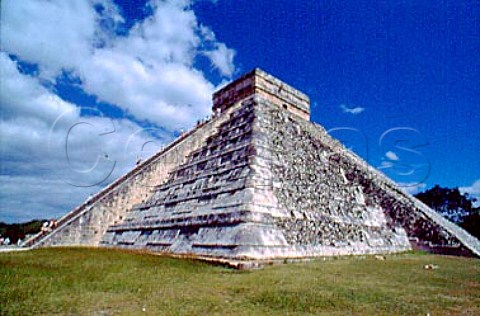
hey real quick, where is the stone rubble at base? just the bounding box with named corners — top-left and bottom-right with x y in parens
top-left (24, 68), bottom-right (480, 263)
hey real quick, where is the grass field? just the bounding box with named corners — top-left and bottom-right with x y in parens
top-left (1, 248), bottom-right (479, 315)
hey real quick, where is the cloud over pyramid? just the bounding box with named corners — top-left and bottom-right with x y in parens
top-left (26, 69), bottom-right (480, 262)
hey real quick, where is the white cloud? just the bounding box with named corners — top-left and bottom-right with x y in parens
top-left (1, 0), bottom-right (236, 129)
top-left (0, 53), bottom-right (170, 222)
top-left (460, 179), bottom-right (480, 207)
top-left (79, 50), bottom-right (213, 129)
top-left (204, 43), bottom-right (236, 77)
top-left (385, 151), bottom-right (400, 161)
top-left (340, 104), bottom-right (365, 115)
top-left (0, 54), bottom-right (77, 122)
top-left (0, 175), bottom-right (97, 223)
top-left (1, 0), bottom-right (100, 79)
top-left (460, 179), bottom-right (480, 196)
top-left (397, 182), bottom-right (427, 195)
top-left (0, 0), bottom-right (237, 222)
top-left (378, 161), bottom-right (393, 169)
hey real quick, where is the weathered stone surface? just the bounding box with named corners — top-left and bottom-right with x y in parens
top-left (26, 68), bottom-right (480, 261)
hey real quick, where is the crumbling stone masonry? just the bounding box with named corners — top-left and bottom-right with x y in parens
top-left (26, 68), bottom-right (480, 261)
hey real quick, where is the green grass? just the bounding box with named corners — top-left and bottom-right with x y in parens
top-left (1, 248), bottom-right (479, 315)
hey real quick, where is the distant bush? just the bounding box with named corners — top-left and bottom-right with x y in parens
top-left (0, 220), bottom-right (45, 244)
top-left (415, 185), bottom-right (479, 239)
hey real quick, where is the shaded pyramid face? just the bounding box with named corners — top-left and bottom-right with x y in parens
top-left (101, 93), bottom-right (478, 259)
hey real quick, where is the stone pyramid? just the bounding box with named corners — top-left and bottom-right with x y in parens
top-left (26, 69), bottom-right (480, 262)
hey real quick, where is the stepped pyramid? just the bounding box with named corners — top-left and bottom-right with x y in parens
top-left (26, 68), bottom-right (480, 262)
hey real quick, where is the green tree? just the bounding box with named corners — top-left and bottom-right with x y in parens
top-left (415, 185), bottom-right (479, 238)
top-left (460, 210), bottom-right (480, 239)
top-left (0, 220), bottom-right (45, 244)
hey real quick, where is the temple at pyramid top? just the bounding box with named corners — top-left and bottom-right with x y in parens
top-left (213, 68), bottom-right (311, 120)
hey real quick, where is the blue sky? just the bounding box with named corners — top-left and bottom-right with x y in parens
top-left (1, 0), bottom-right (479, 223)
